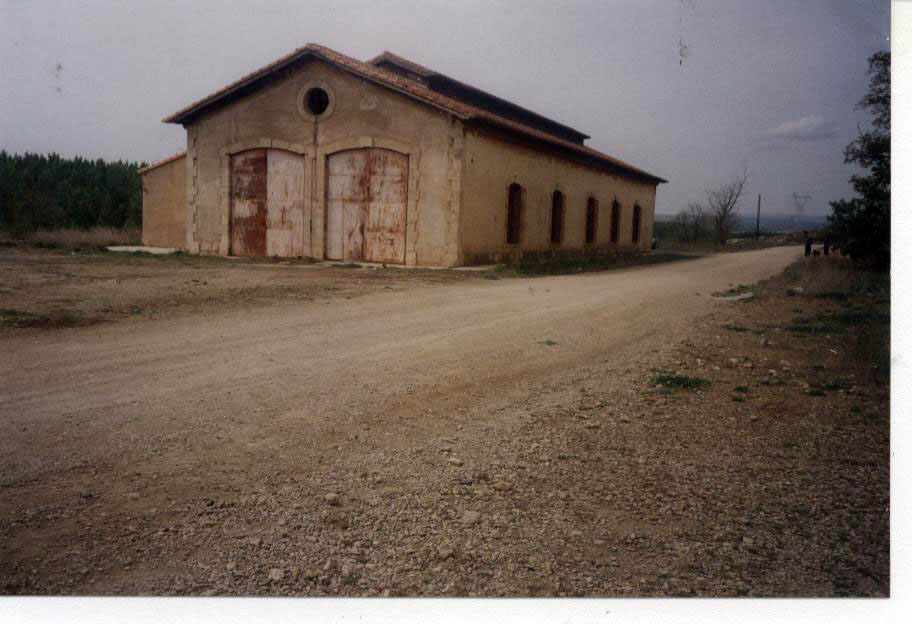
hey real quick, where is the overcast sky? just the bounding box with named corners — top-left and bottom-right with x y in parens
top-left (0, 0), bottom-right (890, 216)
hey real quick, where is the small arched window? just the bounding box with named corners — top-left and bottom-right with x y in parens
top-left (506, 183), bottom-right (523, 245)
top-left (585, 197), bottom-right (598, 244)
top-left (550, 190), bottom-right (564, 244)
top-left (632, 203), bottom-right (642, 243)
top-left (610, 200), bottom-right (621, 243)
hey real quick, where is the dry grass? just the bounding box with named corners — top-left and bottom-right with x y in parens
top-left (783, 255), bottom-right (887, 299)
top-left (2, 227), bottom-right (141, 249)
top-left (775, 256), bottom-right (889, 385)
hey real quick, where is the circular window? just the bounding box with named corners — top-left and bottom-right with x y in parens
top-left (305, 88), bottom-right (330, 115)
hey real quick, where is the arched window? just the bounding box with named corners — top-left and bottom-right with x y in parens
top-left (610, 200), bottom-right (621, 243)
top-left (585, 197), bottom-right (598, 244)
top-left (550, 190), bottom-right (564, 244)
top-left (632, 203), bottom-right (642, 243)
top-left (506, 183), bottom-right (523, 245)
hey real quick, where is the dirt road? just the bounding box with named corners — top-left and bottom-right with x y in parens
top-left (2, 245), bottom-right (839, 596)
top-left (2, 246), bottom-right (799, 468)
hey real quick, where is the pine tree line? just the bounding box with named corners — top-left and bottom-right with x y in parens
top-left (0, 151), bottom-right (146, 233)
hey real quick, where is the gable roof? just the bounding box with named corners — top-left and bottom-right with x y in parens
top-left (163, 44), bottom-right (666, 184)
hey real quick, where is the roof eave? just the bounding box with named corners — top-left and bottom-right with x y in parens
top-left (467, 118), bottom-right (665, 185)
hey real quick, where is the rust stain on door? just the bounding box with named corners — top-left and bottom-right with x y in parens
top-left (230, 149), bottom-right (267, 256)
top-left (326, 148), bottom-right (407, 263)
top-left (266, 150), bottom-right (305, 257)
top-left (366, 149), bottom-right (408, 264)
top-left (231, 149), bottom-right (305, 257)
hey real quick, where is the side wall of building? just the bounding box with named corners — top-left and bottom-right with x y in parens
top-left (184, 59), bottom-right (460, 266)
top-left (459, 129), bottom-right (656, 265)
top-left (140, 155), bottom-right (188, 249)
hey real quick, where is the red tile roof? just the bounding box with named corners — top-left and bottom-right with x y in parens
top-left (137, 150), bottom-right (186, 175)
top-left (163, 44), bottom-right (665, 184)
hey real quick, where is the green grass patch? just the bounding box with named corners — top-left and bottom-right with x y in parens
top-left (723, 324), bottom-right (751, 333)
top-left (733, 385), bottom-right (750, 393)
top-left (331, 263), bottom-right (363, 269)
top-left (651, 374), bottom-right (710, 391)
top-left (0, 307), bottom-right (101, 330)
top-left (499, 252), bottom-right (697, 277)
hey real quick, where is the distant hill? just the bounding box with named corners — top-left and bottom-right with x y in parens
top-left (655, 212), bottom-right (829, 233)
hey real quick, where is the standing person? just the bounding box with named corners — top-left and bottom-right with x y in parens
top-left (823, 239), bottom-right (830, 256)
top-left (804, 231), bottom-right (813, 257)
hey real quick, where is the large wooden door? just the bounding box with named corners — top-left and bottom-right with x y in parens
top-left (230, 149), bottom-right (305, 257)
top-left (366, 149), bottom-right (408, 264)
top-left (326, 148), bottom-right (407, 263)
top-left (230, 149), bottom-right (268, 256)
top-left (266, 150), bottom-right (305, 257)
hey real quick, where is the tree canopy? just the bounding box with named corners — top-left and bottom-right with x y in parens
top-left (0, 151), bottom-right (146, 233)
top-left (827, 51), bottom-right (890, 268)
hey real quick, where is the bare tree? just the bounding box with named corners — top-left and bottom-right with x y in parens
top-left (674, 209), bottom-right (692, 243)
top-left (707, 166), bottom-right (748, 244)
top-left (687, 202), bottom-right (707, 243)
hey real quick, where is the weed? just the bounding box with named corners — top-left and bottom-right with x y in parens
top-left (539, 339), bottom-right (559, 346)
top-left (732, 395), bottom-right (746, 402)
top-left (733, 386), bottom-right (750, 393)
top-left (651, 374), bottom-right (710, 391)
top-left (331, 263), bottom-right (362, 269)
top-left (342, 574), bottom-right (359, 586)
top-left (807, 389), bottom-right (826, 397)
top-left (723, 324), bottom-right (751, 333)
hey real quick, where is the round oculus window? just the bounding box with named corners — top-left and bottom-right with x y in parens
top-left (305, 88), bottom-right (330, 115)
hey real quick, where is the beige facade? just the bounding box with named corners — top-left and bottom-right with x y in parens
top-left (182, 59), bottom-right (458, 266)
top-left (459, 130), bottom-right (656, 265)
top-left (142, 44), bottom-right (663, 266)
top-left (140, 153), bottom-right (187, 249)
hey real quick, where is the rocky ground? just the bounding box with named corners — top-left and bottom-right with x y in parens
top-left (0, 252), bottom-right (889, 596)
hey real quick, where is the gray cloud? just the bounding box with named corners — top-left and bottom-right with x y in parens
top-left (767, 115), bottom-right (839, 141)
top-left (0, 0), bottom-right (890, 217)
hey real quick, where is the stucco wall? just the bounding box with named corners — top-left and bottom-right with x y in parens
top-left (184, 59), bottom-right (458, 266)
top-left (141, 155), bottom-right (187, 249)
top-left (459, 129), bottom-right (657, 264)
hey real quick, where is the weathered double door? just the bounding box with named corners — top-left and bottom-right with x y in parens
top-left (326, 148), bottom-right (408, 264)
top-left (230, 149), bottom-right (305, 257)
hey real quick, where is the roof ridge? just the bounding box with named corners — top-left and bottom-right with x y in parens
top-left (366, 50), bottom-right (435, 77)
top-left (162, 43), bottom-right (665, 183)
top-left (365, 49), bottom-right (590, 141)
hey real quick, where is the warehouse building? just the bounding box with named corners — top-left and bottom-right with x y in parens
top-left (140, 44), bottom-right (665, 266)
